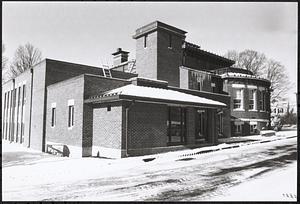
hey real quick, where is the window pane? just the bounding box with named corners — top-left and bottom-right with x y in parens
top-left (236, 89), bottom-right (241, 98)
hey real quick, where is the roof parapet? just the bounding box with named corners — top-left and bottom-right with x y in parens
top-left (133, 21), bottom-right (187, 39)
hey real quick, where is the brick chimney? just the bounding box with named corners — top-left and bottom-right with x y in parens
top-left (112, 48), bottom-right (129, 66)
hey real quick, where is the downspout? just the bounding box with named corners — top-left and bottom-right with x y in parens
top-left (125, 100), bottom-right (135, 157)
top-left (28, 68), bottom-right (34, 148)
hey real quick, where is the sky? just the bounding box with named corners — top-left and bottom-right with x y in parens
top-left (2, 2), bottom-right (298, 104)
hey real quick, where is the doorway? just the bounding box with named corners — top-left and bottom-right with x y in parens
top-left (195, 109), bottom-right (208, 143)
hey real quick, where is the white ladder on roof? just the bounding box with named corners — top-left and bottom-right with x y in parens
top-left (102, 68), bottom-right (112, 78)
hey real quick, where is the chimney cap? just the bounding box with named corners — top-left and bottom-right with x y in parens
top-left (112, 48), bottom-right (129, 56)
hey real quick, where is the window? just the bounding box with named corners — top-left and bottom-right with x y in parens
top-left (168, 33), bottom-right (172, 48)
top-left (273, 108), bottom-right (276, 113)
top-left (144, 35), bottom-right (147, 48)
top-left (250, 124), bottom-right (257, 134)
top-left (259, 90), bottom-right (266, 111)
top-left (13, 88), bottom-right (17, 107)
top-left (197, 82), bottom-right (201, 91)
top-left (107, 105), bottom-right (111, 111)
top-left (51, 107), bottom-right (56, 127)
top-left (233, 89), bottom-right (242, 109)
top-left (235, 124), bottom-right (242, 133)
top-left (249, 89), bottom-right (256, 110)
top-left (18, 87), bottom-right (21, 106)
top-left (16, 87), bottom-right (21, 141)
top-left (20, 85), bottom-right (26, 141)
top-left (3, 93), bottom-right (7, 139)
top-left (22, 84), bottom-right (26, 104)
top-left (68, 105), bottom-right (74, 128)
top-left (196, 74), bottom-right (204, 91)
top-left (167, 107), bottom-right (186, 144)
top-left (211, 83), bottom-right (216, 93)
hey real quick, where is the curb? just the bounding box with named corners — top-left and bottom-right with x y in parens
top-left (177, 135), bottom-right (297, 158)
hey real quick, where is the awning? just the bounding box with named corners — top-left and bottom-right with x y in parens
top-left (85, 84), bottom-right (226, 108)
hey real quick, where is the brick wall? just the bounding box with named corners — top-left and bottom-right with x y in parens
top-left (46, 76), bottom-right (84, 156)
top-left (83, 75), bottom-right (130, 99)
top-left (226, 81), bottom-right (270, 120)
top-left (222, 108), bottom-right (231, 138)
top-left (183, 53), bottom-right (224, 71)
top-left (186, 107), bottom-right (196, 145)
top-left (157, 31), bottom-right (184, 87)
top-left (30, 61), bottom-right (47, 151)
top-left (82, 104), bottom-right (93, 156)
top-left (127, 102), bottom-right (168, 156)
top-left (135, 31), bottom-right (158, 80)
top-left (46, 59), bottom-right (136, 85)
top-left (226, 78), bottom-right (271, 136)
top-left (92, 103), bottom-right (123, 158)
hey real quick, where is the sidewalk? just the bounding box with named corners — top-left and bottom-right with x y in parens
top-left (144, 130), bottom-right (297, 162)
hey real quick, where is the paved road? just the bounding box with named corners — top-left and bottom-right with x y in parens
top-left (3, 137), bottom-right (297, 201)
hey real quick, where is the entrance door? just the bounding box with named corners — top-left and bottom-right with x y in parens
top-left (167, 107), bottom-right (186, 145)
top-left (195, 109), bottom-right (208, 143)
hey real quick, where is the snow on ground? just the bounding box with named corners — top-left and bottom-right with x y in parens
top-left (209, 162), bottom-right (297, 201)
top-left (2, 130), bottom-right (297, 201)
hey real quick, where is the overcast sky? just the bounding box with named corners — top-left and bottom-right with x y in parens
top-left (2, 2), bottom-right (298, 104)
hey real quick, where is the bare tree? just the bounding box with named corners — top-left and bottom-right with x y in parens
top-left (224, 49), bottom-right (291, 103)
top-left (224, 49), bottom-right (266, 75)
top-left (2, 44), bottom-right (8, 69)
top-left (238, 50), bottom-right (266, 75)
top-left (2, 44), bottom-right (10, 83)
top-left (9, 43), bottom-right (42, 78)
top-left (223, 50), bottom-right (240, 66)
top-left (263, 59), bottom-right (291, 103)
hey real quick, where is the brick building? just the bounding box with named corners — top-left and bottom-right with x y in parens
top-left (2, 21), bottom-right (271, 158)
top-left (214, 67), bottom-right (271, 136)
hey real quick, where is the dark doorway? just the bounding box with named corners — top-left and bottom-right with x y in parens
top-left (167, 107), bottom-right (186, 145)
top-left (195, 109), bottom-right (208, 143)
